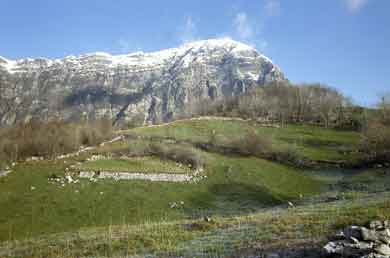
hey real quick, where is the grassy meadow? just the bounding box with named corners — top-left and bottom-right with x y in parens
top-left (0, 118), bottom-right (388, 257)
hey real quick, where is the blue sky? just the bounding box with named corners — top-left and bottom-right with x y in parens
top-left (0, 0), bottom-right (389, 106)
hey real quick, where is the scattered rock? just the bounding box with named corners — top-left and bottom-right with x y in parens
top-left (375, 244), bottom-right (390, 256)
top-left (362, 227), bottom-right (379, 242)
top-left (344, 225), bottom-right (363, 240)
top-left (87, 154), bottom-right (108, 162)
top-left (169, 202), bottom-right (178, 209)
top-left (324, 221), bottom-right (390, 258)
top-left (203, 216), bottom-right (212, 223)
top-left (26, 156), bottom-right (44, 162)
top-left (287, 201), bottom-right (295, 208)
top-left (79, 171), bottom-right (195, 183)
top-left (370, 221), bottom-right (385, 230)
top-left (30, 186), bottom-right (36, 191)
top-left (0, 169), bottom-right (12, 178)
top-left (169, 201), bottom-right (186, 209)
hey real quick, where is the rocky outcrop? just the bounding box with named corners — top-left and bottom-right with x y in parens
top-left (324, 221), bottom-right (390, 258)
top-left (0, 38), bottom-right (284, 126)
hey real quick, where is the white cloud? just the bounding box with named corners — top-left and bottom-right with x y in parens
top-left (233, 12), bottom-right (254, 40)
top-left (179, 16), bottom-right (198, 43)
top-left (344, 0), bottom-right (369, 13)
top-left (265, 0), bottom-right (281, 17)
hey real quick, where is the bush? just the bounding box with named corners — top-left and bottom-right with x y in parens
top-left (360, 121), bottom-right (390, 163)
top-left (149, 143), bottom-right (204, 169)
top-left (0, 118), bottom-right (113, 162)
top-left (271, 145), bottom-right (303, 167)
top-left (235, 129), bottom-right (273, 156)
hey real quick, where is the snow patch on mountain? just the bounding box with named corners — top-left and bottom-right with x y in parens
top-left (0, 38), bottom-right (275, 74)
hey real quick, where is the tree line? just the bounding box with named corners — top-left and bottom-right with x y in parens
top-left (185, 81), bottom-right (364, 130)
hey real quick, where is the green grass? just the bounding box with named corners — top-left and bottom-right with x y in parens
top-left (338, 169), bottom-right (390, 193)
top-left (128, 119), bottom-right (362, 163)
top-left (0, 148), bottom-right (322, 242)
top-left (77, 156), bottom-right (192, 174)
top-left (2, 192), bottom-right (389, 258)
top-left (0, 118), bottom-right (378, 258)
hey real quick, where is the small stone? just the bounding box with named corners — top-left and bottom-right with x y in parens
top-left (370, 221), bottom-right (384, 230)
top-left (351, 236), bottom-right (360, 244)
top-left (375, 244), bottom-right (390, 256)
top-left (30, 186), bottom-right (36, 191)
top-left (203, 216), bottom-right (212, 222)
top-left (378, 229), bottom-right (390, 244)
top-left (362, 227), bottom-right (379, 242)
top-left (344, 226), bottom-right (363, 240)
top-left (65, 175), bottom-right (74, 183)
top-left (324, 241), bottom-right (344, 255)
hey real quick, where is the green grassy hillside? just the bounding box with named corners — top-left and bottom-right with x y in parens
top-left (0, 118), bottom-right (387, 258)
top-left (128, 119), bottom-right (362, 163)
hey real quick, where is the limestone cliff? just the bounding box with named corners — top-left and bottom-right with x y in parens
top-left (0, 38), bottom-right (285, 126)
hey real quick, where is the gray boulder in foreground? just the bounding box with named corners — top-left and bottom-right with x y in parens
top-left (324, 221), bottom-right (390, 258)
top-left (0, 38), bottom-right (284, 126)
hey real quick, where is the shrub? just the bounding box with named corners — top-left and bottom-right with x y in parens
top-left (0, 118), bottom-right (113, 162)
top-left (223, 129), bottom-right (273, 157)
top-left (240, 129), bottom-right (273, 156)
top-left (149, 143), bottom-right (204, 169)
top-left (360, 121), bottom-right (390, 163)
top-left (271, 145), bottom-right (303, 167)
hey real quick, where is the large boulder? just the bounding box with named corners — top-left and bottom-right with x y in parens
top-left (324, 221), bottom-right (390, 258)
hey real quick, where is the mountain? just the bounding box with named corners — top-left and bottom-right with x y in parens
top-left (0, 38), bottom-right (285, 126)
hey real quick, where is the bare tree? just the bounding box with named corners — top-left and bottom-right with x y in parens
top-left (379, 93), bottom-right (390, 125)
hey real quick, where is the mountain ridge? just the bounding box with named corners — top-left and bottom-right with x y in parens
top-left (0, 38), bottom-right (285, 126)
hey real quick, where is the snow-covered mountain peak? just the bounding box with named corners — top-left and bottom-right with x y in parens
top-left (0, 39), bottom-right (285, 126)
top-left (0, 38), bottom-right (262, 72)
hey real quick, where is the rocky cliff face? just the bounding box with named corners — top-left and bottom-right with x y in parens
top-left (0, 38), bottom-right (285, 126)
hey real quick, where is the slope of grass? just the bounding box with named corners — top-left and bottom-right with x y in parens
top-left (0, 148), bottom-right (322, 242)
top-left (77, 157), bottom-right (192, 174)
top-left (2, 191), bottom-right (389, 258)
top-left (128, 119), bottom-right (361, 163)
top-left (0, 118), bottom-right (371, 257)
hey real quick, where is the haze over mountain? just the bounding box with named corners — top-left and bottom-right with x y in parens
top-left (0, 38), bottom-right (284, 126)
